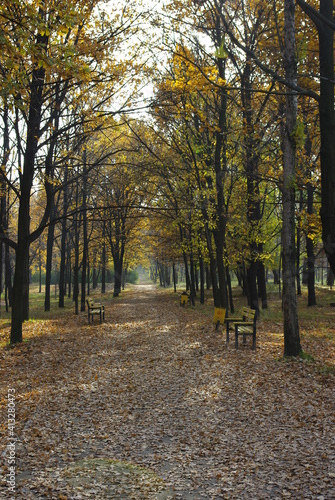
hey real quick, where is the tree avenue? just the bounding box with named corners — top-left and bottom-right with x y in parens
top-left (0, 0), bottom-right (333, 358)
top-left (0, 0), bottom-right (144, 343)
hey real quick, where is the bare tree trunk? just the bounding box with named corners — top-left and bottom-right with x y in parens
top-left (101, 222), bottom-right (106, 294)
top-left (306, 182), bottom-right (317, 306)
top-left (282, 0), bottom-right (301, 356)
top-left (199, 255), bottom-right (205, 304)
top-left (80, 151), bottom-right (88, 312)
top-left (296, 191), bottom-right (303, 295)
top-left (44, 204), bottom-right (55, 311)
top-left (172, 261), bottom-right (177, 293)
top-left (257, 257), bottom-right (267, 310)
top-left (59, 165), bottom-right (68, 308)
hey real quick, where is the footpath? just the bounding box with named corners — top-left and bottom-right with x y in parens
top-left (0, 285), bottom-right (334, 499)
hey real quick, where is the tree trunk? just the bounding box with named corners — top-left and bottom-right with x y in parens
top-left (282, 0), bottom-right (301, 356)
top-left (67, 245), bottom-right (72, 298)
top-left (113, 252), bottom-right (123, 297)
top-left (93, 266), bottom-right (98, 289)
top-left (44, 206), bottom-right (55, 312)
top-left (273, 269), bottom-right (279, 285)
top-left (199, 255), bottom-right (205, 304)
top-left (205, 266), bottom-right (211, 290)
top-left (73, 223), bottom-right (80, 315)
top-left (296, 191), bottom-right (303, 295)
top-left (297, 0), bottom-right (335, 275)
top-left (101, 221), bottom-right (106, 294)
top-left (164, 264), bottom-right (171, 286)
top-left (38, 236), bottom-right (42, 293)
top-left (194, 264), bottom-right (199, 292)
top-left (257, 258), bottom-right (267, 309)
top-left (226, 265), bottom-right (234, 314)
top-left (5, 245), bottom-right (12, 311)
top-left (11, 238), bottom-right (30, 343)
top-left (73, 182), bottom-right (81, 314)
top-left (158, 263), bottom-right (164, 287)
top-left (80, 153), bottom-right (88, 312)
top-left (172, 262), bottom-right (177, 293)
top-left (182, 251), bottom-right (191, 291)
top-left (0, 103), bottom-right (10, 316)
top-left (247, 260), bottom-right (259, 312)
top-left (242, 53), bottom-right (261, 316)
top-left (10, 27), bottom-right (48, 343)
top-left (87, 254), bottom-right (90, 296)
top-left (306, 182), bottom-right (317, 306)
top-left (189, 253), bottom-right (196, 306)
top-left (318, 0), bottom-right (335, 275)
top-left (59, 165), bottom-right (68, 308)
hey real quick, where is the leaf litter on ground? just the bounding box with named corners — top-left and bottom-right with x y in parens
top-left (0, 284), bottom-right (334, 499)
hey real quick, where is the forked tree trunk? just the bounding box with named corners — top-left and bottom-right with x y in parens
top-left (10, 27), bottom-right (49, 343)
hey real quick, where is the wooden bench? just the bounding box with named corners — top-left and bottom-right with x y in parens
top-left (86, 299), bottom-right (105, 323)
top-left (225, 307), bottom-right (257, 350)
top-left (225, 311), bottom-right (245, 343)
top-left (233, 306), bottom-right (257, 350)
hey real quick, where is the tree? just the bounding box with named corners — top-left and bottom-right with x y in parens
top-left (93, 123), bottom-right (148, 297)
top-left (281, 0), bottom-right (301, 356)
top-left (0, 0), bottom-right (144, 342)
top-left (296, 0), bottom-right (335, 276)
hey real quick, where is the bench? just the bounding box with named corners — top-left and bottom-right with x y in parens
top-left (232, 306), bottom-right (257, 350)
top-left (225, 312), bottom-right (245, 343)
top-left (86, 299), bottom-right (105, 323)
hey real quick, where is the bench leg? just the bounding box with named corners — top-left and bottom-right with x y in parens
top-left (235, 325), bottom-right (239, 349)
top-left (252, 329), bottom-right (256, 350)
top-left (226, 323), bottom-right (229, 344)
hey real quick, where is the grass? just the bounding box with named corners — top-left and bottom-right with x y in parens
top-left (172, 281), bottom-right (335, 372)
top-left (0, 283), bottom-right (120, 323)
top-left (0, 283), bottom-right (121, 347)
top-left (2, 281), bottom-right (335, 323)
top-left (299, 350), bottom-right (315, 362)
top-left (1, 281), bottom-right (335, 355)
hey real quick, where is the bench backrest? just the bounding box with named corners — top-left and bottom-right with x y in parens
top-left (241, 306), bottom-right (257, 323)
top-left (87, 299), bottom-right (94, 307)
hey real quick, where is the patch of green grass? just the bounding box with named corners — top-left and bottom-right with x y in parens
top-left (276, 351), bottom-right (315, 363)
top-left (299, 350), bottom-right (315, 362)
top-left (318, 364), bottom-right (335, 375)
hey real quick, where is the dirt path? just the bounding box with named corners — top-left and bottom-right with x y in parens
top-left (0, 285), bottom-right (334, 499)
